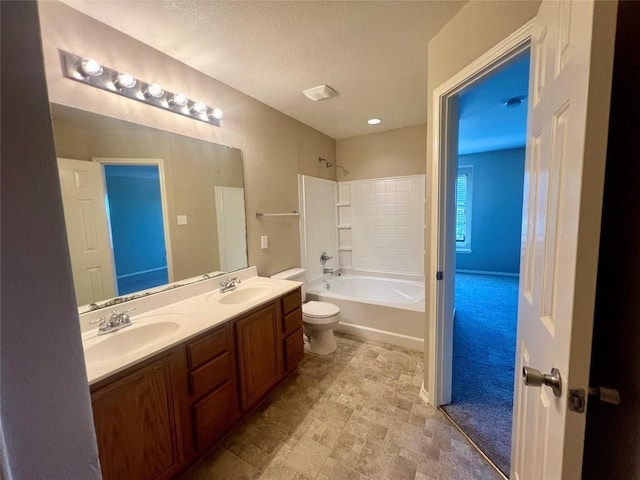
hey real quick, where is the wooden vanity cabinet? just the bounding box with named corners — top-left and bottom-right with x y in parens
top-left (91, 351), bottom-right (185, 480)
top-left (281, 288), bottom-right (304, 372)
top-left (90, 287), bottom-right (305, 480)
top-left (234, 301), bottom-right (282, 411)
top-left (184, 322), bottom-right (240, 454)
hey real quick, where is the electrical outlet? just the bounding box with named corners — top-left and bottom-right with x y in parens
top-left (177, 215), bottom-right (188, 225)
top-left (261, 235), bottom-right (268, 249)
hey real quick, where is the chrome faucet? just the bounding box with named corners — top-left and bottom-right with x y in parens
top-left (220, 276), bottom-right (241, 293)
top-left (89, 308), bottom-right (135, 335)
top-left (323, 268), bottom-right (335, 275)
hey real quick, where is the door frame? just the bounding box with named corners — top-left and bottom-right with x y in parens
top-left (93, 157), bottom-right (175, 286)
top-left (427, 20), bottom-right (534, 407)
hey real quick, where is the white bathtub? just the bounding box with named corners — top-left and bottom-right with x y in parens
top-left (306, 274), bottom-right (425, 351)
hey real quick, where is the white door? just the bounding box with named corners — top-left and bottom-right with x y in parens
top-left (57, 158), bottom-right (116, 305)
top-left (512, 1), bottom-right (617, 478)
top-left (214, 186), bottom-right (248, 272)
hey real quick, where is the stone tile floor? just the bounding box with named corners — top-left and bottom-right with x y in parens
top-left (180, 334), bottom-right (503, 480)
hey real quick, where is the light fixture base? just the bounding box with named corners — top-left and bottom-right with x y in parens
top-left (61, 51), bottom-right (221, 127)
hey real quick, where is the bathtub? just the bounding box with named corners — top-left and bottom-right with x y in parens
top-left (306, 274), bottom-right (425, 351)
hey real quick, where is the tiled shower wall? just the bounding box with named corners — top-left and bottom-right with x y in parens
top-left (344, 175), bottom-right (425, 276)
top-left (298, 175), bottom-right (338, 284)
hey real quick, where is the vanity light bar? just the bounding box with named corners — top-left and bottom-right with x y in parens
top-left (60, 51), bottom-right (222, 127)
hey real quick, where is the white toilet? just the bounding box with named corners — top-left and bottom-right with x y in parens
top-left (271, 268), bottom-right (340, 355)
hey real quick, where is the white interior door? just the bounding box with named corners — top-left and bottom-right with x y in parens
top-left (57, 157), bottom-right (116, 305)
top-left (215, 186), bottom-right (248, 272)
top-left (512, 1), bottom-right (617, 478)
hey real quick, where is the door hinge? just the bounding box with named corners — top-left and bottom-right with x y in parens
top-left (436, 271), bottom-right (443, 281)
top-left (568, 388), bottom-right (586, 413)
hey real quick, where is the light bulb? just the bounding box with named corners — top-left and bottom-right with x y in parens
top-left (79, 57), bottom-right (103, 77)
top-left (144, 83), bottom-right (164, 99)
top-left (191, 102), bottom-right (207, 114)
top-left (367, 118), bottom-right (382, 125)
top-left (209, 108), bottom-right (223, 120)
top-left (114, 72), bottom-right (136, 89)
top-left (170, 93), bottom-right (188, 107)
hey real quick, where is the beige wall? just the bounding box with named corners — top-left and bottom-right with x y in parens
top-left (336, 124), bottom-right (427, 181)
top-left (424, 0), bottom-right (540, 388)
top-left (38, 1), bottom-right (336, 277)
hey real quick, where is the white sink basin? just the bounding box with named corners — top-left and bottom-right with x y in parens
top-left (84, 314), bottom-right (187, 364)
top-left (209, 283), bottom-right (277, 305)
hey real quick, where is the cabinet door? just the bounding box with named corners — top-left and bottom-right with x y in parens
top-left (192, 380), bottom-right (240, 451)
top-left (92, 353), bottom-right (183, 480)
top-left (235, 302), bottom-right (281, 410)
top-left (284, 328), bottom-right (305, 373)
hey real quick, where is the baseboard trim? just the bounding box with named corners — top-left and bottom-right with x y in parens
top-left (455, 269), bottom-right (519, 277)
top-left (419, 383), bottom-right (431, 405)
top-left (335, 322), bottom-right (424, 351)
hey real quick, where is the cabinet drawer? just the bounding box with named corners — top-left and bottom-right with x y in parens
top-left (187, 326), bottom-right (227, 369)
top-left (284, 328), bottom-right (304, 372)
top-left (282, 308), bottom-right (303, 336)
top-left (281, 289), bottom-right (302, 316)
top-left (189, 352), bottom-right (231, 399)
top-left (192, 381), bottom-right (240, 451)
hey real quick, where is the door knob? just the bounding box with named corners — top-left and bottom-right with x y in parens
top-left (523, 366), bottom-right (562, 398)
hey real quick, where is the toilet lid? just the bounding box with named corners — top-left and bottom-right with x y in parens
top-left (303, 301), bottom-right (340, 318)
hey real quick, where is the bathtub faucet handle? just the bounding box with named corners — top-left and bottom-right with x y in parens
top-left (320, 252), bottom-right (333, 265)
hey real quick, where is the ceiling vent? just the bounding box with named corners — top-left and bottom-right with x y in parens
top-left (302, 85), bottom-right (338, 102)
top-left (504, 95), bottom-right (526, 108)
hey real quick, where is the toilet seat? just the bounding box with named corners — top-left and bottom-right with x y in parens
top-left (302, 301), bottom-right (340, 322)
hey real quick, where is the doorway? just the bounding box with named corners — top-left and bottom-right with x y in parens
top-left (95, 156), bottom-right (173, 297)
top-left (103, 164), bottom-right (169, 295)
top-left (440, 52), bottom-right (529, 476)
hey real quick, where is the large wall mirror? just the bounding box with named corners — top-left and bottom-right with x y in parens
top-left (50, 104), bottom-right (248, 311)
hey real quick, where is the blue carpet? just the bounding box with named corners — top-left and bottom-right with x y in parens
top-left (442, 273), bottom-right (518, 476)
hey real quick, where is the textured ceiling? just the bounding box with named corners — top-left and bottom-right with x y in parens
top-left (60, 0), bottom-right (465, 139)
top-left (458, 51), bottom-right (530, 155)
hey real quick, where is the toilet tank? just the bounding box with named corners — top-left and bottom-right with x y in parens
top-left (270, 268), bottom-right (307, 301)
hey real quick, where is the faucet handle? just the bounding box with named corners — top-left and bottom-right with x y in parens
top-left (320, 251), bottom-right (333, 265)
top-left (89, 316), bottom-right (107, 325)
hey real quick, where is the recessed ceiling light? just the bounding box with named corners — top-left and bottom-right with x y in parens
top-left (367, 118), bottom-right (382, 125)
top-left (302, 85), bottom-right (338, 102)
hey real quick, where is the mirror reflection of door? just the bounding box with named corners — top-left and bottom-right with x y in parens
top-left (57, 157), bottom-right (116, 305)
top-left (103, 164), bottom-right (169, 295)
top-left (215, 186), bottom-right (248, 272)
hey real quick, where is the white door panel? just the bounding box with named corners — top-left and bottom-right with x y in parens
top-left (512, 1), bottom-right (616, 478)
top-left (57, 157), bottom-right (115, 305)
top-left (215, 186), bottom-right (248, 272)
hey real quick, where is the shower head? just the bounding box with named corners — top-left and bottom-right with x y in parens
top-left (318, 157), bottom-right (334, 168)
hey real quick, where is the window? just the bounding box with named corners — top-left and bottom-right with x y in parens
top-left (456, 166), bottom-right (473, 252)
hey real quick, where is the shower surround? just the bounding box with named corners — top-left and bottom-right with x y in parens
top-left (299, 174), bottom-right (426, 349)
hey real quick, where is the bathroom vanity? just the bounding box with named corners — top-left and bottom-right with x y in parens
top-left (83, 272), bottom-right (303, 480)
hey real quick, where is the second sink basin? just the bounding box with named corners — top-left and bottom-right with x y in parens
top-left (208, 283), bottom-right (277, 305)
top-left (84, 313), bottom-right (187, 365)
